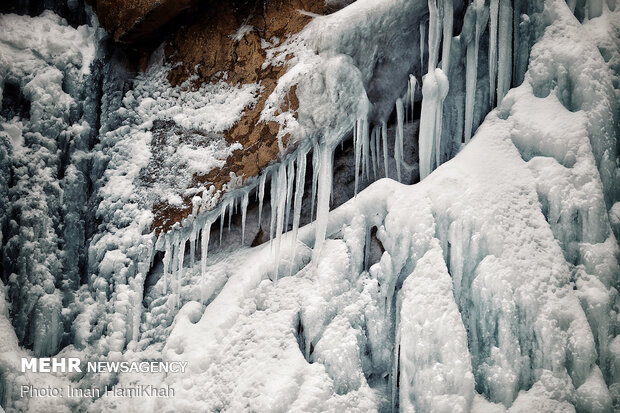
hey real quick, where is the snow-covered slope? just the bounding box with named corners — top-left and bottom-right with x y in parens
top-left (0, 0), bottom-right (619, 412)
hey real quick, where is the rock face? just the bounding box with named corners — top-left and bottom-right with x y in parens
top-left (93, 0), bottom-right (333, 233)
top-left (89, 0), bottom-right (197, 42)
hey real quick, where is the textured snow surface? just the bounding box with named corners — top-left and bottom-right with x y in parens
top-left (1, 0), bottom-right (619, 412)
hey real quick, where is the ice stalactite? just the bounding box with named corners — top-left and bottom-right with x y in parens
top-left (241, 191), bottom-right (249, 246)
top-left (408, 75), bottom-right (417, 122)
top-left (441, 0), bottom-right (453, 74)
top-left (311, 143), bottom-right (334, 264)
top-left (496, 0), bottom-right (513, 105)
top-left (420, 22), bottom-right (427, 73)
top-left (272, 163), bottom-right (288, 282)
top-left (427, 0), bottom-right (441, 73)
top-left (394, 98), bottom-right (405, 182)
top-left (489, 0), bottom-right (499, 107)
top-left (270, 168), bottom-right (278, 242)
top-left (189, 224), bottom-right (197, 268)
top-left (285, 158), bottom-right (295, 234)
top-left (419, 68), bottom-right (449, 178)
top-left (370, 126), bottom-right (378, 180)
top-left (290, 148), bottom-right (307, 276)
top-left (311, 147), bottom-right (319, 217)
top-left (382, 121), bottom-right (389, 178)
top-left (354, 117), bottom-right (369, 195)
top-left (464, 0), bottom-right (489, 144)
top-left (257, 173), bottom-right (266, 227)
top-left (219, 201), bottom-right (226, 245)
top-left (160, 237), bottom-right (170, 294)
top-left (200, 220), bottom-right (212, 303)
top-left (177, 238), bottom-right (185, 308)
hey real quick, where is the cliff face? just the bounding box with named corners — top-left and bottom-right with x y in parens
top-left (93, 0), bottom-right (335, 233)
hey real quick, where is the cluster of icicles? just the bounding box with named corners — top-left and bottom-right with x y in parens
top-left (154, 0), bottom-right (518, 306)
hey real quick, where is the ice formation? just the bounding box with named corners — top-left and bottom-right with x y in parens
top-left (0, 0), bottom-right (619, 412)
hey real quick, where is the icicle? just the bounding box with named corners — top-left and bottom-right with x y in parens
top-left (427, 0), bottom-right (441, 73)
top-left (241, 192), bottom-right (249, 246)
top-left (189, 225), bottom-right (197, 268)
top-left (489, 0), bottom-right (499, 107)
top-left (290, 148), bottom-right (308, 276)
top-left (496, 0), bottom-right (512, 105)
top-left (382, 121), bottom-right (389, 178)
top-left (464, 0), bottom-right (488, 143)
top-left (441, 0), bottom-right (453, 75)
top-left (285, 157), bottom-right (295, 234)
top-left (270, 168), bottom-right (278, 242)
top-left (311, 147), bottom-right (319, 218)
top-left (419, 68), bottom-right (449, 179)
top-left (312, 143), bottom-right (334, 264)
top-left (394, 98), bottom-right (404, 182)
top-left (177, 238), bottom-right (186, 308)
top-left (354, 119), bottom-right (361, 196)
top-left (370, 126), bottom-right (378, 181)
top-left (219, 201), bottom-right (226, 245)
top-left (362, 117), bottom-right (370, 180)
top-left (409, 75), bottom-right (417, 120)
top-left (375, 125), bottom-right (381, 180)
top-left (273, 163), bottom-right (287, 282)
top-left (162, 236), bottom-right (171, 293)
top-left (258, 173), bottom-right (266, 227)
top-left (419, 22), bottom-right (426, 74)
top-left (200, 220), bottom-right (211, 304)
top-left (227, 197), bottom-right (233, 232)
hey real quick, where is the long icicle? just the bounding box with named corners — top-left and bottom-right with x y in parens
top-left (273, 163), bottom-right (287, 282)
top-left (496, 0), bottom-right (512, 105)
top-left (394, 98), bottom-right (404, 182)
top-left (162, 236), bottom-right (171, 293)
top-left (370, 126), bottom-right (378, 181)
top-left (290, 148), bottom-right (308, 276)
top-left (258, 173), bottom-right (266, 228)
top-left (200, 220), bottom-right (211, 304)
top-left (354, 119), bottom-right (361, 196)
top-left (489, 0), bottom-right (499, 107)
top-left (241, 191), bottom-right (249, 246)
top-left (441, 0), bottom-right (453, 75)
top-left (270, 168), bottom-right (278, 242)
top-left (219, 201), bottom-right (226, 245)
top-left (382, 121), bottom-right (389, 178)
top-left (312, 143), bottom-right (333, 264)
top-left (285, 157), bottom-right (295, 235)
top-left (177, 238), bottom-right (185, 308)
top-left (310, 147), bottom-right (319, 218)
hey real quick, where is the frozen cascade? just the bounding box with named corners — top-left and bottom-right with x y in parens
top-left (382, 121), bottom-right (389, 178)
top-left (496, 0), bottom-right (513, 105)
top-left (418, 68), bottom-right (449, 179)
top-left (241, 191), bottom-right (249, 246)
top-left (464, 0), bottom-right (489, 143)
top-left (489, 0), bottom-right (499, 107)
